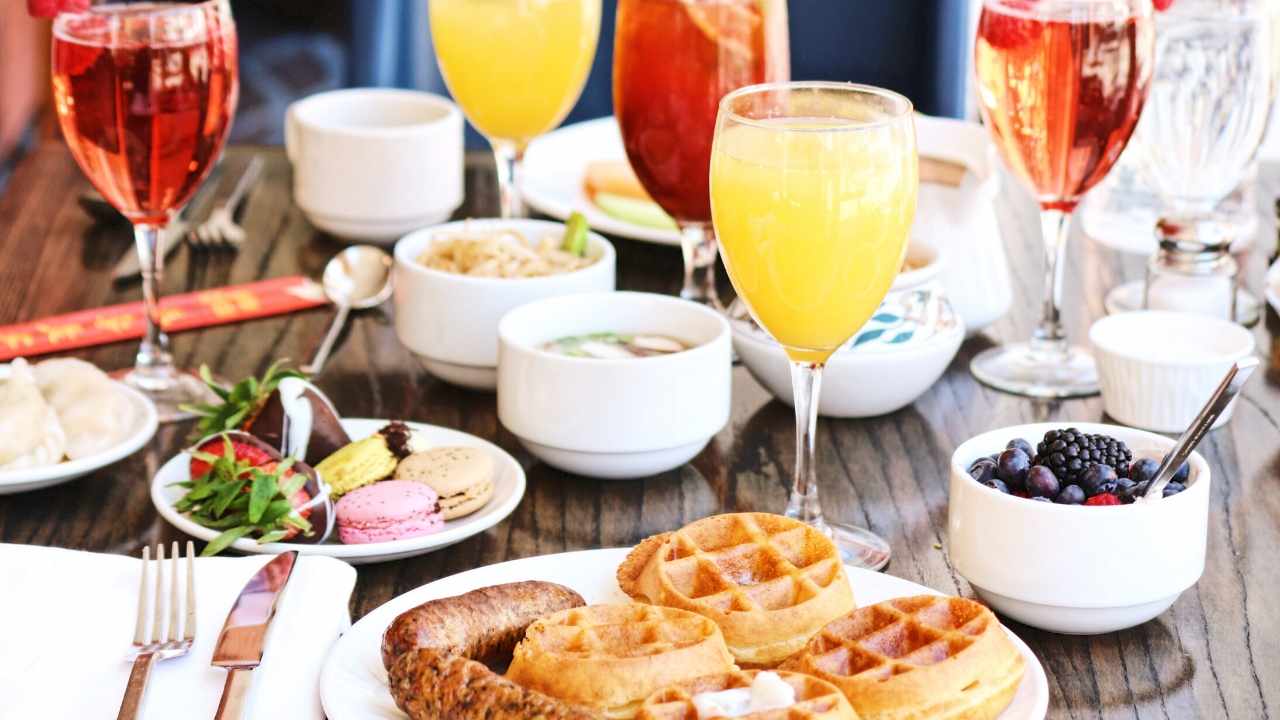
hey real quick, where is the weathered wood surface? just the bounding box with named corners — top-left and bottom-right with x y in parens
top-left (0, 144), bottom-right (1276, 719)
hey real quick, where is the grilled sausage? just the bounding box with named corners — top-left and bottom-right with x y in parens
top-left (389, 649), bottom-right (601, 720)
top-left (380, 581), bottom-right (585, 670)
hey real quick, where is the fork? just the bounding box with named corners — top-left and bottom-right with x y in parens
top-left (190, 155), bottom-right (263, 249)
top-left (117, 542), bottom-right (197, 720)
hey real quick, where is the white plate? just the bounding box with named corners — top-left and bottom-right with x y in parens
top-left (1266, 260), bottom-right (1280, 318)
top-left (319, 548), bottom-right (1050, 720)
top-left (0, 380), bottom-right (158, 495)
top-left (521, 116), bottom-right (682, 246)
top-left (150, 418), bottom-right (526, 564)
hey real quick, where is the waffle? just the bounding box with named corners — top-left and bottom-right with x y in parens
top-left (506, 604), bottom-right (737, 720)
top-left (781, 595), bottom-right (1024, 720)
top-left (637, 670), bottom-right (859, 720)
top-left (617, 513), bottom-right (855, 667)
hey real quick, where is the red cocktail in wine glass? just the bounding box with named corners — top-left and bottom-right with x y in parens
top-left (52, 0), bottom-right (238, 421)
top-left (972, 0), bottom-right (1153, 397)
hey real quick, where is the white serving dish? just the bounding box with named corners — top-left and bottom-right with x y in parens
top-left (497, 292), bottom-right (732, 479)
top-left (1089, 311), bottom-right (1255, 433)
top-left (730, 242), bottom-right (965, 418)
top-left (0, 379), bottom-right (158, 495)
top-left (151, 418), bottom-right (525, 564)
top-left (286, 88), bottom-right (464, 242)
top-left (393, 219), bottom-right (616, 390)
top-left (319, 548), bottom-right (1049, 720)
top-left (949, 422), bottom-right (1210, 634)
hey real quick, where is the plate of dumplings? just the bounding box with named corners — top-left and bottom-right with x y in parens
top-left (0, 358), bottom-right (158, 494)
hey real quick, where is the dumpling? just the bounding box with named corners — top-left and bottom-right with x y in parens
top-left (33, 358), bottom-right (136, 460)
top-left (0, 359), bottom-right (66, 470)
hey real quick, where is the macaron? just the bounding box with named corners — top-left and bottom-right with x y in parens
top-left (333, 480), bottom-right (444, 544)
top-left (394, 446), bottom-right (494, 520)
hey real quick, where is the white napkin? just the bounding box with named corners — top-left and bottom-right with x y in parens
top-left (0, 544), bottom-right (356, 719)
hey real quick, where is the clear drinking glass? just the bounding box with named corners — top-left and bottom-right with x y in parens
top-left (429, 0), bottom-right (601, 218)
top-left (971, 0), bottom-right (1155, 398)
top-left (51, 1), bottom-right (238, 422)
top-left (710, 82), bottom-right (918, 569)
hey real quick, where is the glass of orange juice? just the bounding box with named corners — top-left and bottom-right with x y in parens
top-left (430, 0), bottom-right (602, 218)
top-left (710, 82), bottom-right (918, 569)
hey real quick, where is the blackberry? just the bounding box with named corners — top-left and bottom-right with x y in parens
top-left (1034, 428), bottom-right (1132, 484)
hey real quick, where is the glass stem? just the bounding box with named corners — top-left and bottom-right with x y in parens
top-left (678, 222), bottom-right (720, 307)
top-left (1031, 208), bottom-right (1071, 357)
top-left (493, 141), bottom-right (526, 219)
top-left (133, 223), bottom-right (175, 383)
top-left (785, 360), bottom-right (828, 530)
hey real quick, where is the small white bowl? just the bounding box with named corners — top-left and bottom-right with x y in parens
top-left (949, 422), bottom-right (1210, 635)
top-left (731, 242), bottom-right (965, 418)
top-left (497, 292), bottom-right (732, 479)
top-left (1090, 311), bottom-right (1255, 433)
top-left (393, 219), bottom-right (616, 390)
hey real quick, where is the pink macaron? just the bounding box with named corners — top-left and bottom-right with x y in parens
top-left (334, 480), bottom-right (445, 544)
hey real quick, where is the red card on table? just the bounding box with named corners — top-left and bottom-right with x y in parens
top-left (0, 276), bottom-right (327, 361)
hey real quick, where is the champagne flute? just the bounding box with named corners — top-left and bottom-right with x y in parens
top-left (710, 82), bottom-right (918, 569)
top-left (51, 0), bottom-right (238, 422)
top-left (429, 0), bottom-right (601, 218)
top-left (971, 0), bottom-right (1154, 398)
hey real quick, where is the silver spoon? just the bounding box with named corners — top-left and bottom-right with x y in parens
top-left (301, 246), bottom-right (393, 375)
top-left (1142, 356), bottom-right (1260, 501)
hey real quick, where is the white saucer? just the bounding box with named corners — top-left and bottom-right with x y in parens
top-left (319, 547), bottom-right (1050, 720)
top-left (150, 418), bottom-right (525, 564)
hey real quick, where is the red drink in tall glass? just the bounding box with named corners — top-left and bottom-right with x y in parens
top-left (52, 7), bottom-right (237, 226)
top-left (974, 3), bottom-right (1153, 211)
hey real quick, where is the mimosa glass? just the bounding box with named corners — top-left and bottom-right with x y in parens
top-left (710, 82), bottom-right (918, 569)
top-left (429, 0), bottom-right (601, 218)
top-left (52, 1), bottom-right (238, 422)
top-left (972, 0), bottom-right (1153, 398)
top-left (614, 0), bottom-right (789, 305)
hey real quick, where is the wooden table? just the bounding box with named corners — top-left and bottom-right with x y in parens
top-left (2, 144), bottom-right (1277, 719)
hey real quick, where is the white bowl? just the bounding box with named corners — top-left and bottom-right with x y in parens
top-left (1090, 311), bottom-right (1256, 433)
top-left (731, 243), bottom-right (965, 418)
top-left (497, 292), bottom-right (732, 479)
top-left (393, 219), bottom-right (616, 390)
top-left (949, 422), bottom-right (1210, 634)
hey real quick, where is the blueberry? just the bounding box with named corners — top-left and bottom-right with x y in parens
top-left (1079, 464), bottom-right (1118, 496)
top-left (1115, 476), bottom-right (1136, 497)
top-left (1030, 496), bottom-right (1052, 503)
top-left (1129, 458), bottom-right (1159, 484)
top-left (968, 458), bottom-right (997, 483)
top-left (997, 449), bottom-right (1031, 489)
top-left (1172, 462), bottom-right (1190, 485)
top-left (1025, 465), bottom-right (1060, 498)
top-left (982, 477), bottom-right (1010, 494)
top-left (1007, 438), bottom-right (1035, 459)
top-left (1120, 480), bottom-right (1150, 503)
top-left (1055, 484), bottom-right (1085, 504)
top-left (989, 453), bottom-right (1001, 463)
top-left (1163, 481), bottom-right (1186, 497)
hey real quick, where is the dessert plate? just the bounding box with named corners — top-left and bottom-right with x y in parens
top-left (319, 548), bottom-right (1050, 720)
top-left (0, 378), bottom-right (158, 495)
top-left (150, 418), bottom-right (525, 564)
top-left (521, 116), bottom-right (682, 247)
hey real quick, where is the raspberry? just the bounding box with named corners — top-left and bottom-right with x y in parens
top-left (27, 0), bottom-right (90, 18)
top-left (1084, 493), bottom-right (1122, 506)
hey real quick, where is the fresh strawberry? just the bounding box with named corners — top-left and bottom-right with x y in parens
top-left (28, 0), bottom-right (90, 18)
top-left (182, 362), bottom-right (307, 442)
top-left (980, 2), bottom-right (1044, 50)
top-left (1084, 492), bottom-right (1121, 506)
top-left (189, 435), bottom-right (276, 480)
top-left (279, 488), bottom-right (314, 541)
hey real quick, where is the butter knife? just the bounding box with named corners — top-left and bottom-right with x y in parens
top-left (111, 170), bottom-right (224, 282)
top-left (210, 551), bottom-right (298, 720)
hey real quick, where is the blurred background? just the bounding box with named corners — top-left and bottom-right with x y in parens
top-left (0, 0), bottom-right (979, 190)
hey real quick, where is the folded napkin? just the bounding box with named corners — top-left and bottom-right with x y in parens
top-left (0, 544), bottom-right (356, 719)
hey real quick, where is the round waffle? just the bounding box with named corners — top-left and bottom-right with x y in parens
top-left (781, 595), bottom-right (1024, 720)
top-left (506, 603), bottom-right (737, 720)
top-left (617, 513), bottom-right (855, 667)
top-left (637, 670), bottom-right (858, 720)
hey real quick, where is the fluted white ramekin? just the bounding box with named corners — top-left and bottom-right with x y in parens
top-left (1089, 311), bottom-right (1255, 433)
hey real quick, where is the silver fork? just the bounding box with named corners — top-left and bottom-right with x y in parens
top-left (190, 155), bottom-right (263, 249)
top-left (117, 542), bottom-right (198, 720)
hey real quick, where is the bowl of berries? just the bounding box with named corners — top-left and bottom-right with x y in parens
top-left (948, 423), bottom-right (1209, 635)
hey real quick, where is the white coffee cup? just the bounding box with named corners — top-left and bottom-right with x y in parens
top-left (285, 88), bottom-right (464, 242)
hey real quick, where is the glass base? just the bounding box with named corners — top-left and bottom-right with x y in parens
top-left (1105, 280), bottom-right (1261, 328)
top-left (110, 366), bottom-right (219, 424)
top-left (820, 521), bottom-right (891, 571)
top-left (970, 343), bottom-right (1099, 399)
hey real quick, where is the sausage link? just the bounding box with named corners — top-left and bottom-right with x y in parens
top-left (389, 649), bottom-right (601, 720)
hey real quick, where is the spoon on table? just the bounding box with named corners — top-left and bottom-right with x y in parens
top-left (1141, 356), bottom-right (1260, 501)
top-left (301, 245), bottom-right (393, 375)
